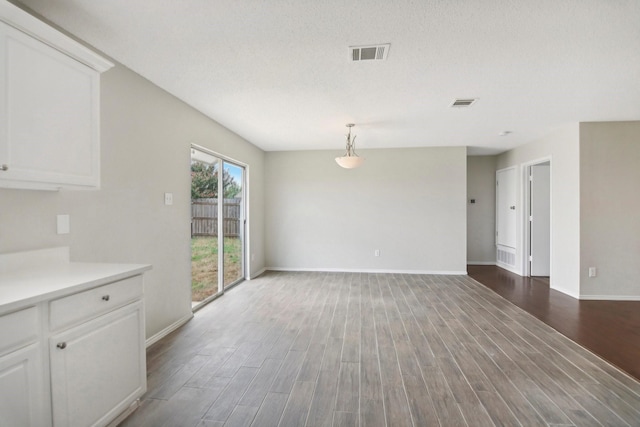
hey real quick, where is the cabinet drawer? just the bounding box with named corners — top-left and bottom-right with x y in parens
top-left (50, 275), bottom-right (142, 331)
top-left (0, 307), bottom-right (39, 356)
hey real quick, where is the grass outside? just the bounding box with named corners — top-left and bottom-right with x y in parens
top-left (191, 236), bottom-right (242, 302)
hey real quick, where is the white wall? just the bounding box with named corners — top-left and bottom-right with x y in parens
top-left (264, 147), bottom-right (467, 273)
top-left (579, 121), bottom-right (640, 299)
top-left (467, 156), bottom-right (497, 264)
top-left (497, 124), bottom-right (581, 297)
top-left (0, 62), bottom-right (265, 341)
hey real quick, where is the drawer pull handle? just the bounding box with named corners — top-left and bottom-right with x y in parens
top-left (102, 295), bottom-right (110, 301)
top-left (0, 164), bottom-right (7, 171)
top-left (57, 342), bottom-right (67, 350)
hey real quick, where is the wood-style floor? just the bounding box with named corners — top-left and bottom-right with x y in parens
top-left (468, 265), bottom-right (640, 382)
top-left (121, 271), bottom-right (640, 427)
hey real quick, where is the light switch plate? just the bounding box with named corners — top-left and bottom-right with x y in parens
top-left (164, 192), bottom-right (173, 205)
top-left (57, 214), bottom-right (70, 234)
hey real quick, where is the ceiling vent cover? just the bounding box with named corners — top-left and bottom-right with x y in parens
top-left (350, 44), bottom-right (390, 61)
top-left (450, 98), bottom-right (477, 107)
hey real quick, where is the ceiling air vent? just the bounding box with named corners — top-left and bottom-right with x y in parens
top-left (450, 98), bottom-right (477, 107)
top-left (350, 44), bottom-right (390, 61)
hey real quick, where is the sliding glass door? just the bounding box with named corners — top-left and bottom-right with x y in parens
top-left (223, 161), bottom-right (244, 289)
top-left (190, 146), bottom-right (245, 309)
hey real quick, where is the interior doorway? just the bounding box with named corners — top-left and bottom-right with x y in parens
top-left (527, 161), bottom-right (551, 277)
top-left (190, 146), bottom-right (246, 310)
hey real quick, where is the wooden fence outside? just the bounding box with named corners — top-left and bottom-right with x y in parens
top-left (191, 198), bottom-right (242, 237)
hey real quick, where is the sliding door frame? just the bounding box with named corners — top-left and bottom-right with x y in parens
top-left (190, 144), bottom-right (248, 310)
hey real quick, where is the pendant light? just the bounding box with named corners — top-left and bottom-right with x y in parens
top-left (335, 123), bottom-right (364, 169)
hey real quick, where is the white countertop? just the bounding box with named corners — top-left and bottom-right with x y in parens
top-left (0, 247), bottom-right (151, 314)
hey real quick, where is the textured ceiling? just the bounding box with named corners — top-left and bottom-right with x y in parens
top-left (15, 0), bottom-right (640, 155)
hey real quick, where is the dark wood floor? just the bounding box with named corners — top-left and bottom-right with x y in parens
top-left (121, 271), bottom-right (640, 426)
top-left (468, 265), bottom-right (640, 382)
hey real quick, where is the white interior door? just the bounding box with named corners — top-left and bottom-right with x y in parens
top-left (497, 168), bottom-right (517, 248)
top-left (530, 164), bottom-right (550, 276)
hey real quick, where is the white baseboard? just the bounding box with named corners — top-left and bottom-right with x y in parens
top-left (549, 285), bottom-right (580, 299)
top-left (145, 312), bottom-right (193, 348)
top-left (467, 261), bottom-right (497, 266)
top-left (247, 267), bottom-right (267, 280)
top-left (266, 267), bottom-right (468, 275)
top-left (496, 262), bottom-right (522, 275)
top-left (107, 399), bottom-right (141, 427)
top-left (579, 294), bottom-right (640, 301)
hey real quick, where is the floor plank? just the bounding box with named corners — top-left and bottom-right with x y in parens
top-left (250, 392), bottom-right (289, 427)
top-left (468, 265), bottom-right (640, 381)
top-left (123, 271), bottom-right (640, 427)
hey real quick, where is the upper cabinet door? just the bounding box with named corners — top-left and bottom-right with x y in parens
top-left (0, 2), bottom-right (113, 190)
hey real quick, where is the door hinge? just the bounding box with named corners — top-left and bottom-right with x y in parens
top-left (529, 255), bottom-right (533, 261)
top-left (529, 175), bottom-right (533, 182)
top-left (529, 215), bottom-right (533, 222)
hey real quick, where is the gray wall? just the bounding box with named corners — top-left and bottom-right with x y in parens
top-left (0, 62), bottom-right (266, 341)
top-left (264, 147), bottom-right (467, 273)
top-left (580, 121), bottom-right (640, 299)
top-left (493, 121), bottom-right (640, 300)
top-left (497, 124), bottom-right (581, 297)
top-left (467, 156), bottom-right (497, 264)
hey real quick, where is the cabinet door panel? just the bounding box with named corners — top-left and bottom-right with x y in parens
top-left (50, 302), bottom-right (145, 427)
top-left (0, 343), bottom-right (46, 427)
top-left (0, 306), bottom-right (39, 355)
top-left (0, 20), bottom-right (99, 188)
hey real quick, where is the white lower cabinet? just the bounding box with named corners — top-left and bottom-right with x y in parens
top-left (0, 305), bottom-right (46, 427)
top-left (0, 266), bottom-right (148, 427)
top-left (50, 301), bottom-right (145, 427)
top-left (0, 343), bottom-right (46, 427)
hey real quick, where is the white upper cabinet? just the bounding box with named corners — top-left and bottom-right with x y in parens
top-left (0, 1), bottom-right (113, 190)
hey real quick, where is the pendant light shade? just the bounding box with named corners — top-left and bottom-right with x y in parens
top-left (335, 123), bottom-right (364, 169)
top-left (335, 155), bottom-right (364, 169)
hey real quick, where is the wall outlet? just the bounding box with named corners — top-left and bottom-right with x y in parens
top-left (164, 192), bottom-right (173, 205)
top-left (588, 267), bottom-right (597, 278)
top-left (374, 249), bottom-right (380, 257)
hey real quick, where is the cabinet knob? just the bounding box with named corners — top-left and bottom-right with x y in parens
top-left (57, 342), bottom-right (67, 350)
top-left (102, 295), bottom-right (110, 301)
top-left (0, 164), bottom-right (7, 171)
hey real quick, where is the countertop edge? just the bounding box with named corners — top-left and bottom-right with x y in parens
top-left (0, 263), bottom-right (152, 315)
